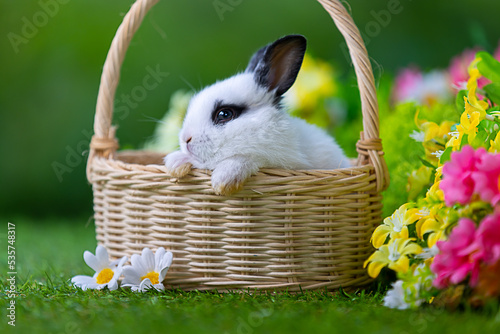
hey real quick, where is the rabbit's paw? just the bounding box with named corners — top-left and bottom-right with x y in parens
top-left (164, 151), bottom-right (193, 178)
top-left (211, 170), bottom-right (245, 196)
top-left (211, 158), bottom-right (258, 196)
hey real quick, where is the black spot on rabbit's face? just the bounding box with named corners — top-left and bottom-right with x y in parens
top-left (211, 100), bottom-right (247, 126)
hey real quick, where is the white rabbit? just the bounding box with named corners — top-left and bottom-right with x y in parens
top-left (164, 35), bottom-right (351, 195)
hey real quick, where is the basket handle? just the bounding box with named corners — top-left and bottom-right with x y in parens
top-left (317, 0), bottom-right (389, 191)
top-left (87, 0), bottom-right (160, 180)
top-left (87, 0), bottom-right (389, 191)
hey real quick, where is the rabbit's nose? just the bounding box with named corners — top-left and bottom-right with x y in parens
top-left (181, 131), bottom-right (192, 144)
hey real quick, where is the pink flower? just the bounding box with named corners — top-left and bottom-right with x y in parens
top-left (431, 218), bottom-right (481, 288)
top-left (392, 67), bottom-right (451, 106)
top-left (440, 146), bottom-right (500, 207)
top-left (495, 42), bottom-right (500, 64)
top-left (449, 48), bottom-right (489, 91)
top-left (393, 66), bottom-right (422, 103)
top-left (472, 147), bottom-right (500, 206)
top-left (449, 48), bottom-right (476, 89)
top-left (440, 146), bottom-right (482, 206)
top-left (474, 213), bottom-right (500, 264)
top-left (431, 213), bottom-right (500, 289)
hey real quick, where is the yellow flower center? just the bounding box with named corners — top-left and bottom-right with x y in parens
top-left (141, 271), bottom-right (160, 285)
top-left (96, 268), bottom-right (114, 284)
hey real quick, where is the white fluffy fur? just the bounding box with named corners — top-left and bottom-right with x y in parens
top-left (164, 36), bottom-right (350, 195)
top-left (164, 73), bottom-right (350, 195)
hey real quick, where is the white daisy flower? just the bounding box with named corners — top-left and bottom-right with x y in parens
top-left (121, 247), bottom-right (173, 292)
top-left (71, 245), bottom-right (127, 291)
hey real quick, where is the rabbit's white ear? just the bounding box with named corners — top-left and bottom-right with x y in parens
top-left (245, 35), bottom-right (306, 96)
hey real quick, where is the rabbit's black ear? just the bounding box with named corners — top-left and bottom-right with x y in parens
top-left (245, 45), bottom-right (267, 73)
top-left (246, 35), bottom-right (306, 96)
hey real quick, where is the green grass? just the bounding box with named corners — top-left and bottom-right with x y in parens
top-left (2, 218), bottom-right (500, 334)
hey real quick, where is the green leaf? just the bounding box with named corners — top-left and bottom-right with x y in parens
top-left (483, 82), bottom-right (500, 105)
top-left (484, 131), bottom-right (497, 151)
top-left (481, 116), bottom-right (497, 132)
top-left (439, 146), bottom-right (453, 164)
top-left (476, 51), bottom-right (500, 83)
top-left (472, 125), bottom-right (489, 147)
top-left (460, 133), bottom-right (469, 148)
top-left (455, 90), bottom-right (467, 113)
top-left (419, 157), bottom-right (436, 169)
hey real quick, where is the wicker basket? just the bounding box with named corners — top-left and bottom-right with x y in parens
top-left (86, 0), bottom-right (389, 292)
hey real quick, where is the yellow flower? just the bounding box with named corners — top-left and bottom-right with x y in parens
top-left (452, 61), bottom-right (490, 148)
top-left (419, 181), bottom-right (445, 221)
top-left (438, 121), bottom-right (456, 139)
top-left (421, 120), bottom-right (455, 143)
top-left (464, 97), bottom-right (488, 121)
top-left (489, 131), bottom-right (500, 153)
top-left (371, 204), bottom-right (420, 248)
top-left (415, 213), bottom-right (446, 248)
top-left (434, 166), bottom-right (443, 182)
top-left (407, 166), bottom-right (433, 200)
top-left (414, 109), bottom-right (455, 160)
top-left (465, 67), bottom-right (488, 121)
top-left (425, 181), bottom-right (445, 206)
top-left (364, 238), bottom-right (422, 278)
top-left (287, 54), bottom-right (336, 128)
top-left (446, 131), bottom-right (462, 151)
top-left (456, 107), bottom-right (481, 144)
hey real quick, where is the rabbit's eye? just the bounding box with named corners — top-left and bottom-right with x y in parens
top-left (215, 108), bottom-right (234, 124)
top-left (218, 109), bottom-right (233, 119)
top-left (212, 102), bottom-right (246, 125)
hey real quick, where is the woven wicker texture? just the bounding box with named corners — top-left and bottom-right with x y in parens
top-left (87, 0), bottom-right (389, 291)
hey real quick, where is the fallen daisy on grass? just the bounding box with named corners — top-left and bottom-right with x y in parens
top-left (121, 247), bottom-right (173, 292)
top-left (71, 245), bottom-right (128, 291)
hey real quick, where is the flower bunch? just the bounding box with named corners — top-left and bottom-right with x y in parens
top-left (368, 49), bottom-right (500, 309)
top-left (71, 245), bottom-right (173, 292)
top-left (392, 43), bottom-right (500, 107)
top-left (392, 67), bottom-right (452, 107)
top-left (432, 148), bottom-right (500, 296)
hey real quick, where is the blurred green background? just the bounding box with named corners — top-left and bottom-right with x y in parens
top-left (1, 0), bottom-right (499, 218)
